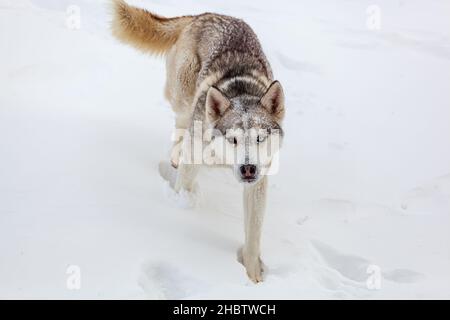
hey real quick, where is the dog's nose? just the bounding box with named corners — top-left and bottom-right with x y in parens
top-left (240, 164), bottom-right (257, 179)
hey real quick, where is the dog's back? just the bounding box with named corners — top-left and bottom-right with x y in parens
top-left (112, 0), bottom-right (273, 102)
top-left (188, 14), bottom-right (273, 83)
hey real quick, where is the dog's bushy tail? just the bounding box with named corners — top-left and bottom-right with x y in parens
top-left (111, 0), bottom-right (193, 55)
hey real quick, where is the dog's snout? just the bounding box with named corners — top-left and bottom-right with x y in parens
top-left (240, 164), bottom-right (257, 179)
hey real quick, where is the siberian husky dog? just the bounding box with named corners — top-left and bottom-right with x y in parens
top-left (111, 0), bottom-right (285, 282)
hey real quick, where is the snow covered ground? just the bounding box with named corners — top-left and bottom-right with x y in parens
top-left (1, 0), bottom-right (449, 299)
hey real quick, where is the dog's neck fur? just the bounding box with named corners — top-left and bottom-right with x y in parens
top-left (192, 72), bottom-right (269, 126)
top-left (216, 74), bottom-right (268, 99)
top-left (193, 59), bottom-right (272, 120)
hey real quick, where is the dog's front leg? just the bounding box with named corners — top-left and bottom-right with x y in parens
top-left (174, 163), bottom-right (199, 193)
top-left (173, 130), bottom-right (200, 194)
top-left (240, 176), bottom-right (267, 283)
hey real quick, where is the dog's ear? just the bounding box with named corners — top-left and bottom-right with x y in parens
top-left (206, 86), bottom-right (230, 123)
top-left (261, 81), bottom-right (285, 123)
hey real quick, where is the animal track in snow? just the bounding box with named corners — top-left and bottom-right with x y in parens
top-left (400, 174), bottom-right (450, 215)
top-left (383, 269), bottom-right (425, 283)
top-left (312, 240), bottom-right (371, 282)
top-left (311, 240), bottom-right (424, 287)
top-left (275, 52), bottom-right (321, 75)
top-left (139, 261), bottom-right (208, 299)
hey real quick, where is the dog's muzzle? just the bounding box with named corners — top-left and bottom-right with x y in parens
top-left (239, 164), bottom-right (258, 182)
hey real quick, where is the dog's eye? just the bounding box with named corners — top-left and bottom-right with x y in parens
top-left (227, 137), bottom-right (238, 145)
top-left (256, 135), bottom-right (266, 144)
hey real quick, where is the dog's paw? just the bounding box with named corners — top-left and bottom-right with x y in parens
top-left (177, 183), bottom-right (201, 208)
top-left (237, 247), bottom-right (265, 283)
top-left (162, 179), bottom-right (201, 209)
top-left (159, 161), bottom-right (201, 208)
top-left (245, 259), bottom-right (264, 283)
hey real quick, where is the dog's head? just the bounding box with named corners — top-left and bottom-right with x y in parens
top-left (205, 81), bottom-right (285, 184)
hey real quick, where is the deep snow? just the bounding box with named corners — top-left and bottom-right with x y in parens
top-left (0, 0), bottom-right (449, 299)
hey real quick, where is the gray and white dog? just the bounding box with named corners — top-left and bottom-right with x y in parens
top-left (112, 0), bottom-right (285, 282)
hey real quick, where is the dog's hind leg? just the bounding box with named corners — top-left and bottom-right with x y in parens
top-left (239, 176), bottom-right (268, 283)
top-left (164, 43), bottom-right (200, 169)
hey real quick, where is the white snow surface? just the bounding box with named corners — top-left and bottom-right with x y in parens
top-left (1, 0), bottom-right (450, 299)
